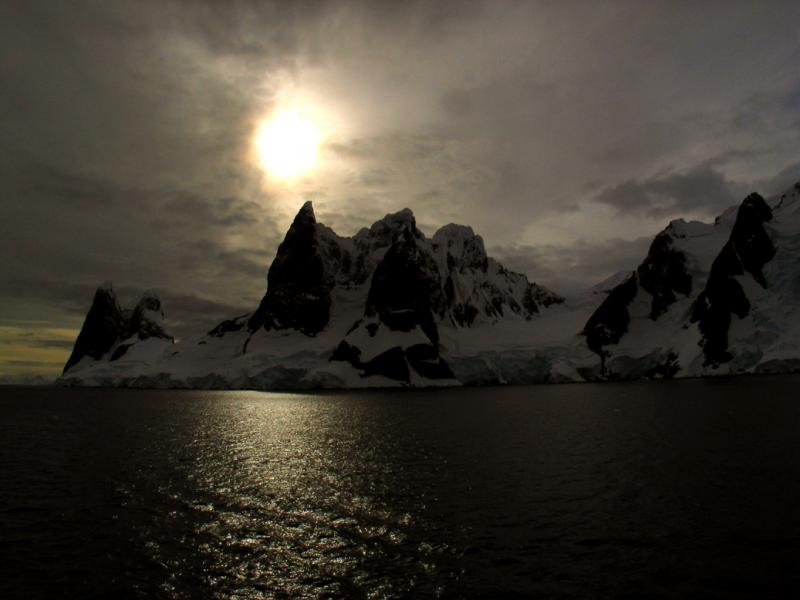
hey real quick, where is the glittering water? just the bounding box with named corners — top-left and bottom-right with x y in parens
top-left (3, 378), bottom-right (800, 598)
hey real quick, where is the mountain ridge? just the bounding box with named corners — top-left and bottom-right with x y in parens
top-left (59, 182), bottom-right (800, 389)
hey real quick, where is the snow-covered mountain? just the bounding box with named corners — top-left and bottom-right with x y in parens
top-left (583, 182), bottom-right (800, 379)
top-left (60, 203), bottom-right (576, 388)
top-left (59, 183), bottom-right (800, 389)
top-left (63, 287), bottom-right (173, 373)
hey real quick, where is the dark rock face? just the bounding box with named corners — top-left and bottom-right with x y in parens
top-left (63, 286), bottom-right (172, 373)
top-left (637, 230), bottom-right (692, 319)
top-left (646, 351), bottom-right (680, 379)
top-left (208, 314), bottom-right (249, 338)
top-left (730, 193), bottom-right (776, 286)
top-left (130, 293), bottom-right (172, 341)
top-left (581, 220), bottom-right (695, 363)
top-left (586, 222), bottom-right (693, 336)
top-left (433, 224), bottom-right (563, 325)
top-left (249, 202), bottom-right (332, 336)
top-left (228, 202), bottom-right (562, 353)
top-left (583, 273), bottom-right (639, 361)
top-left (206, 202), bottom-right (564, 384)
top-left (329, 340), bottom-right (362, 364)
top-left (405, 344), bottom-right (455, 379)
top-left (692, 193), bottom-right (775, 365)
top-left (361, 208), bottom-right (417, 249)
top-left (433, 224), bottom-right (489, 273)
top-left (331, 224), bottom-right (457, 383)
top-left (525, 283), bottom-right (565, 312)
top-left (360, 343), bottom-right (455, 382)
top-left (366, 225), bottom-right (444, 344)
top-left (110, 343), bottom-right (133, 362)
top-left (363, 347), bottom-right (410, 382)
top-left (63, 286), bottom-right (127, 373)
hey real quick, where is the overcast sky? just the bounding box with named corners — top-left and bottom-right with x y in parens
top-left (2, 0), bottom-right (800, 378)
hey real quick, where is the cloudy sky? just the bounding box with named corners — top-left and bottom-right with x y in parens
top-left (2, 0), bottom-right (800, 378)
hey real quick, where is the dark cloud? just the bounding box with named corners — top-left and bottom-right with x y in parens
top-left (3, 0), bottom-right (800, 375)
top-left (758, 161), bottom-right (800, 196)
top-left (19, 339), bottom-right (75, 350)
top-left (440, 89), bottom-right (474, 117)
top-left (0, 359), bottom-right (63, 368)
top-left (594, 166), bottom-right (739, 219)
top-left (491, 236), bottom-right (652, 296)
top-left (0, 274), bottom-right (253, 343)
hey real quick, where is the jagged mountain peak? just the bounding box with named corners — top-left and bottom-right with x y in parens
top-left (60, 170), bottom-right (800, 388)
top-left (432, 223), bottom-right (481, 248)
top-left (131, 291), bottom-right (171, 342)
top-left (433, 223), bottom-right (488, 273)
top-left (63, 285), bottom-right (172, 374)
top-left (248, 200), bottom-right (330, 336)
top-left (63, 285), bottom-right (126, 373)
top-left (295, 200), bottom-right (316, 223)
top-left (377, 207), bottom-right (415, 226)
top-left (355, 207), bottom-right (420, 247)
top-left (133, 290), bottom-right (163, 313)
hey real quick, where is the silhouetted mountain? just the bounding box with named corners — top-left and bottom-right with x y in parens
top-left (63, 285), bottom-right (173, 375)
top-left (60, 183), bottom-right (800, 388)
top-left (60, 204), bottom-right (566, 387)
top-left (582, 182), bottom-right (800, 379)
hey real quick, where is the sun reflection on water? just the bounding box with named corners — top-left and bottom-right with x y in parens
top-left (130, 391), bottom-right (456, 598)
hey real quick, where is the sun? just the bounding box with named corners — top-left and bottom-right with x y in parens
top-left (254, 110), bottom-right (320, 179)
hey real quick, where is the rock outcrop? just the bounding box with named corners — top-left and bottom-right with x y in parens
top-left (691, 193), bottom-right (776, 365)
top-left (248, 201), bottom-right (333, 336)
top-left (60, 180), bottom-right (800, 388)
top-left (63, 285), bottom-right (173, 374)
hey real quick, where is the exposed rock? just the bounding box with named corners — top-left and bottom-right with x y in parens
top-left (363, 346), bottom-right (411, 382)
top-left (130, 291), bottom-right (172, 342)
top-left (582, 273), bottom-right (638, 360)
top-left (63, 285), bottom-right (173, 374)
top-left (208, 314), bottom-right (249, 338)
top-left (637, 228), bottom-right (692, 319)
top-left (366, 225), bottom-right (444, 344)
top-left (405, 343), bottom-right (455, 379)
top-left (329, 340), bottom-right (362, 364)
top-left (432, 224), bottom-right (489, 273)
top-left (63, 285), bottom-right (127, 373)
top-left (110, 343), bottom-right (133, 362)
top-left (692, 193), bottom-right (775, 365)
top-left (249, 201), bottom-right (332, 336)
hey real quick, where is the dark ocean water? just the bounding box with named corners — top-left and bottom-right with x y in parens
top-left (2, 378), bottom-right (800, 599)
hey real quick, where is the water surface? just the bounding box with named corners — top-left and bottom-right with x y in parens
top-left (2, 377), bottom-right (800, 598)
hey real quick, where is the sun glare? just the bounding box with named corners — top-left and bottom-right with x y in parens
top-left (254, 111), bottom-right (320, 179)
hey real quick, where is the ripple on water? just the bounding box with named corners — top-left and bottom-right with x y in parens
top-left (4, 381), bottom-right (800, 598)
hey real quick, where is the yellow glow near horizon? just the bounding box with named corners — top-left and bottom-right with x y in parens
top-left (254, 110), bottom-right (320, 179)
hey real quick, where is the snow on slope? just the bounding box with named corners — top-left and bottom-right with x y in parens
top-left (727, 183), bottom-right (800, 373)
top-left (583, 182), bottom-right (800, 379)
top-left (59, 182), bottom-right (800, 389)
top-left (60, 204), bottom-right (571, 389)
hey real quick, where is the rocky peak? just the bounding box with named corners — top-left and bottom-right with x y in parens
top-left (64, 285), bottom-right (127, 373)
top-left (357, 208), bottom-right (420, 248)
top-left (636, 229), bottom-right (692, 319)
top-left (730, 193), bottom-right (775, 287)
top-left (248, 201), bottom-right (332, 336)
top-left (582, 272), bottom-right (639, 369)
top-left (433, 224), bottom-right (489, 273)
top-left (63, 285), bottom-right (173, 373)
top-left (332, 223), bottom-right (453, 383)
top-left (130, 291), bottom-right (172, 341)
top-left (366, 224), bottom-right (444, 343)
top-left (294, 200), bottom-right (317, 225)
top-left (692, 192), bottom-right (776, 365)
